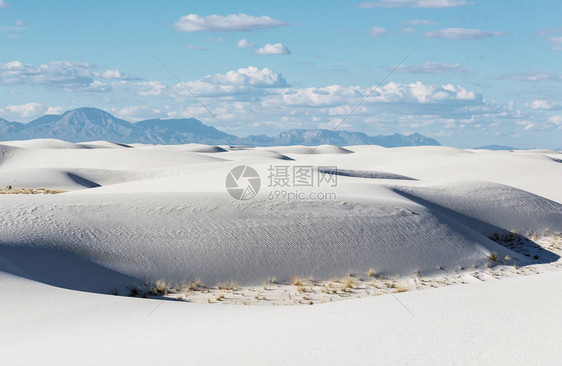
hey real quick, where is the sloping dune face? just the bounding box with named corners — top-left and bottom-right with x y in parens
top-left (0, 140), bottom-right (561, 290)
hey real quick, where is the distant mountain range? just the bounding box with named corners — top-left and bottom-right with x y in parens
top-left (473, 145), bottom-right (521, 150)
top-left (0, 107), bottom-right (441, 147)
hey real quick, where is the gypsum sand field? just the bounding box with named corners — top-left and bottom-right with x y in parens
top-left (0, 138), bottom-right (561, 306)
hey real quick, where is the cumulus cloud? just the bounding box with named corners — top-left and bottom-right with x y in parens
top-left (394, 62), bottom-right (470, 74)
top-left (255, 43), bottom-right (291, 55)
top-left (526, 100), bottom-right (556, 110)
top-left (112, 106), bottom-right (163, 122)
top-left (0, 61), bottom-right (96, 86)
top-left (369, 27), bottom-right (389, 37)
top-left (356, 0), bottom-right (471, 8)
top-left (236, 38), bottom-right (255, 48)
top-left (128, 81), bottom-right (167, 96)
top-left (98, 70), bottom-right (137, 80)
top-left (174, 66), bottom-right (289, 97)
top-left (173, 14), bottom-right (287, 32)
top-left (0, 63), bottom-right (523, 137)
top-left (0, 103), bottom-right (62, 120)
top-left (517, 117), bottom-right (562, 131)
top-left (502, 71), bottom-right (562, 82)
top-left (549, 115), bottom-right (562, 126)
top-left (0, 60), bottom-right (139, 92)
top-left (423, 28), bottom-right (505, 40)
top-left (0, 60), bottom-right (143, 93)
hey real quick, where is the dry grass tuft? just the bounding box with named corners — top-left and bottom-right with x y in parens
top-left (296, 285), bottom-right (307, 293)
top-left (182, 278), bottom-right (202, 293)
top-left (291, 277), bottom-right (303, 286)
top-left (215, 280), bottom-right (238, 291)
top-left (0, 187), bottom-right (65, 194)
top-left (149, 280), bottom-right (169, 296)
top-left (341, 279), bottom-right (356, 292)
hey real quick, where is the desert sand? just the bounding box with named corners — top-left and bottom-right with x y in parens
top-left (1, 139), bottom-right (561, 365)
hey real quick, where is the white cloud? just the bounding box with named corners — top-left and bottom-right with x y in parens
top-left (357, 0), bottom-right (471, 8)
top-left (502, 71), bottom-right (562, 82)
top-left (0, 103), bottom-right (63, 120)
top-left (112, 106), bottom-right (163, 122)
top-left (14, 20), bottom-right (26, 27)
top-left (236, 38), bottom-right (255, 48)
top-left (549, 115), bottom-right (562, 126)
top-left (0, 61), bottom-right (95, 86)
top-left (369, 27), bottom-right (389, 37)
top-left (526, 100), bottom-right (555, 110)
top-left (0, 60), bottom-right (142, 93)
top-left (201, 66), bottom-right (288, 87)
top-left (255, 43), bottom-right (291, 55)
top-left (423, 28), bottom-right (506, 40)
top-left (174, 66), bottom-right (289, 97)
top-left (130, 81), bottom-right (167, 96)
top-left (549, 36), bottom-right (562, 50)
top-left (395, 62), bottom-right (471, 74)
top-left (99, 70), bottom-right (136, 80)
top-left (45, 106), bottom-right (64, 115)
top-left (0, 0), bottom-right (8, 8)
top-left (517, 117), bottom-right (562, 131)
top-left (173, 14), bottom-right (287, 32)
top-left (184, 44), bottom-right (210, 51)
top-left (0, 63), bottom-right (526, 138)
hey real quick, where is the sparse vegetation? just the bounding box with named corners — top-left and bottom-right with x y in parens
top-left (291, 277), bottom-right (303, 286)
top-left (488, 252), bottom-right (499, 262)
top-left (182, 278), bottom-right (203, 293)
top-left (0, 187), bottom-right (65, 194)
top-left (341, 279), bottom-right (356, 292)
top-left (149, 280), bottom-right (169, 296)
top-left (215, 280), bottom-right (238, 291)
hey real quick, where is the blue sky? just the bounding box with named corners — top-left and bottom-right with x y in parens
top-left (1, 0), bottom-right (561, 148)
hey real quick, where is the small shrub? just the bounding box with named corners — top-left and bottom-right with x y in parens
top-left (149, 280), bottom-right (168, 296)
top-left (296, 285), bottom-right (307, 293)
top-left (342, 279), bottom-right (356, 292)
top-left (367, 268), bottom-right (377, 278)
top-left (291, 277), bottom-right (303, 286)
top-left (215, 280), bottom-right (238, 291)
top-left (182, 278), bottom-right (202, 292)
top-left (488, 252), bottom-right (499, 262)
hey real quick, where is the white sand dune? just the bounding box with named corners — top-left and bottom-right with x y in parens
top-left (78, 140), bottom-right (133, 149)
top-left (2, 270), bottom-right (562, 365)
top-left (266, 144), bottom-right (354, 155)
top-left (1, 139), bottom-right (561, 364)
top-left (0, 140), bottom-right (560, 286)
